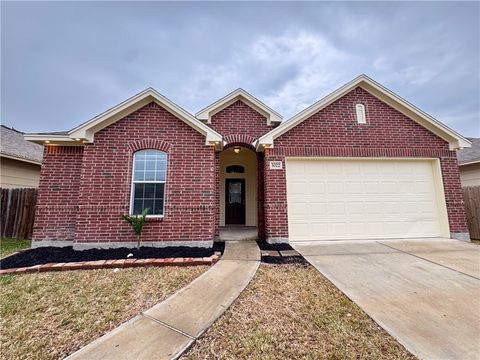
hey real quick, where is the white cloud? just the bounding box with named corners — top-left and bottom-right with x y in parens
top-left (251, 31), bottom-right (350, 117)
top-left (178, 30), bottom-right (351, 118)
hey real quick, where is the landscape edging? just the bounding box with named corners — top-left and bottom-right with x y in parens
top-left (0, 253), bottom-right (221, 275)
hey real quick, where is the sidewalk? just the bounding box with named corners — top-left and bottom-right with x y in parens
top-left (66, 240), bottom-right (260, 360)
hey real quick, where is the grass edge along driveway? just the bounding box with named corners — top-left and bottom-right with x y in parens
top-left (184, 263), bottom-right (415, 360)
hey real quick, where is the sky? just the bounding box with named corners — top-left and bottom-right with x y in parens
top-left (1, 1), bottom-right (479, 137)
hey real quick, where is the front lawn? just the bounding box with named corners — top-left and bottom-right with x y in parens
top-left (184, 263), bottom-right (415, 359)
top-left (0, 238), bottom-right (31, 258)
top-left (0, 266), bottom-right (207, 359)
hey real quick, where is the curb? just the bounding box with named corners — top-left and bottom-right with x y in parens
top-left (0, 253), bottom-right (221, 276)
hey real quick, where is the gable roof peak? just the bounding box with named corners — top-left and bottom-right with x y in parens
top-left (24, 87), bottom-right (222, 147)
top-left (257, 74), bottom-right (471, 151)
top-left (195, 88), bottom-right (283, 126)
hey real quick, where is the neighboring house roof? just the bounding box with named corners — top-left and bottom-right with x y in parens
top-left (24, 88), bottom-right (223, 148)
top-left (0, 125), bottom-right (43, 165)
top-left (257, 74), bottom-right (471, 151)
top-left (458, 138), bottom-right (480, 166)
top-left (195, 88), bottom-right (283, 126)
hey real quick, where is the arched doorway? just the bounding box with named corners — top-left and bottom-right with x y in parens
top-left (219, 145), bottom-right (257, 227)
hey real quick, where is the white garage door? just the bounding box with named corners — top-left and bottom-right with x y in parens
top-left (286, 159), bottom-right (449, 241)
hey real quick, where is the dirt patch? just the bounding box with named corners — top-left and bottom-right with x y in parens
top-left (184, 263), bottom-right (416, 359)
top-left (1, 242), bottom-right (225, 270)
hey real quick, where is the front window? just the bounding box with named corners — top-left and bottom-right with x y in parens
top-left (130, 149), bottom-right (167, 216)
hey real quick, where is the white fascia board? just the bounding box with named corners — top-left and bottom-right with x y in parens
top-left (23, 134), bottom-right (80, 146)
top-left (69, 88), bottom-right (222, 144)
top-left (258, 75), bottom-right (471, 150)
top-left (360, 77), bottom-right (471, 150)
top-left (196, 88), bottom-right (283, 126)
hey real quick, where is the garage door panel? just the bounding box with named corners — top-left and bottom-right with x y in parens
top-left (286, 159), bottom-right (449, 241)
top-left (309, 182), bottom-right (326, 194)
top-left (288, 182), bottom-right (309, 195)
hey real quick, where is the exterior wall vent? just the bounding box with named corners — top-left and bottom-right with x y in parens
top-left (355, 103), bottom-right (366, 124)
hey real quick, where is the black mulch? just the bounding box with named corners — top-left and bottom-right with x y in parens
top-left (256, 240), bottom-right (308, 265)
top-left (256, 241), bottom-right (293, 251)
top-left (1, 243), bottom-right (225, 270)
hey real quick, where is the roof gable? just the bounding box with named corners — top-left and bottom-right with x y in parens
top-left (25, 88), bottom-right (222, 148)
top-left (257, 75), bottom-right (471, 151)
top-left (195, 88), bottom-right (282, 126)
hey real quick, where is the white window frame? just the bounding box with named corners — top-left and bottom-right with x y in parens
top-left (129, 150), bottom-right (167, 218)
top-left (355, 103), bottom-right (367, 124)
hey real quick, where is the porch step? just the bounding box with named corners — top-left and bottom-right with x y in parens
top-left (218, 227), bottom-right (258, 241)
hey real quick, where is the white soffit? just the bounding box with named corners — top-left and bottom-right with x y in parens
top-left (195, 88), bottom-right (283, 126)
top-left (257, 75), bottom-right (471, 151)
top-left (24, 88), bottom-right (223, 146)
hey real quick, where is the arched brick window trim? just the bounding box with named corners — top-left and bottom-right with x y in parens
top-left (127, 139), bottom-right (172, 153)
top-left (125, 139), bottom-right (172, 218)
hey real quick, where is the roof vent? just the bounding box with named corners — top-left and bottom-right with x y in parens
top-left (355, 103), bottom-right (366, 124)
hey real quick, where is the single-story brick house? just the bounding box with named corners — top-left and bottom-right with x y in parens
top-left (25, 75), bottom-right (472, 249)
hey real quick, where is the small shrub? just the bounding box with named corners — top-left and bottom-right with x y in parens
top-left (122, 209), bottom-right (149, 249)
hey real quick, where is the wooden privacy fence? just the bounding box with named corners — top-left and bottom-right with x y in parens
top-left (0, 188), bottom-right (37, 239)
top-left (463, 186), bottom-right (480, 240)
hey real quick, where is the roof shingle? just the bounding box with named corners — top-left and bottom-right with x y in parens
top-left (1, 125), bottom-right (43, 163)
top-left (457, 137), bottom-right (480, 165)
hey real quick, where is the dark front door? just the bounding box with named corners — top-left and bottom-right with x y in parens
top-left (225, 179), bottom-right (245, 225)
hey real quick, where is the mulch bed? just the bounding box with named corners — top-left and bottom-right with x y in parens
top-left (1, 243), bottom-right (225, 270)
top-left (256, 241), bottom-right (308, 265)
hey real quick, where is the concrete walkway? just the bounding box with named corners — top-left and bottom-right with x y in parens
top-left (293, 238), bottom-right (480, 360)
top-left (66, 241), bottom-right (260, 360)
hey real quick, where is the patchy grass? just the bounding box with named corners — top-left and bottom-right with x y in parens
top-left (0, 266), bottom-right (207, 359)
top-left (184, 264), bottom-right (415, 360)
top-left (0, 238), bottom-right (31, 258)
top-left (471, 239), bottom-right (480, 245)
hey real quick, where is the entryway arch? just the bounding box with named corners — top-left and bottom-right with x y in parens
top-left (219, 144), bottom-right (257, 226)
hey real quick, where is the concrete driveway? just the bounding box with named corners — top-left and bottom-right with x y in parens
top-left (292, 238), bottom-right (480, 360)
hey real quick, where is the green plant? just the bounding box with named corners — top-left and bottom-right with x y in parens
top-left (122, 208), bottom-right (149, 249)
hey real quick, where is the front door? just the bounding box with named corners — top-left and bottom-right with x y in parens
top-left (225, 179), bottom-right (245, 225)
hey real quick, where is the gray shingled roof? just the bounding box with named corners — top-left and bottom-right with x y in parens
top-left (458, 137), bottom-right (480, 165)
top-left (1, 125), bottom-right (43, 163)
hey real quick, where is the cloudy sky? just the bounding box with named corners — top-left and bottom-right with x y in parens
top-left (2, 1), bottom-right (479, 137)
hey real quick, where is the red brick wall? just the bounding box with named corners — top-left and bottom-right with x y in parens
top-left (264, 87), bottom-right (468, 241)
top-left (257, 152), bottom-right (266, 239)
top-left (74, 102), bottom-right (216, 244)
top-left (33, 146), bottom-right (84, 241)
top-left (209, 101), bottom-right (274, 234)
top-left (35, 102), bottom-right (217, 244)
top-left (209, 100), bottom-right (274, 141)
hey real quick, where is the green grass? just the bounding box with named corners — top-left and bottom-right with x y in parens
top-left (185, 264), bottom-right (415, 360)
top-left (0, 266), bottom-right (207, 359)
top-left (0, 238), bottom-right (31, 258)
